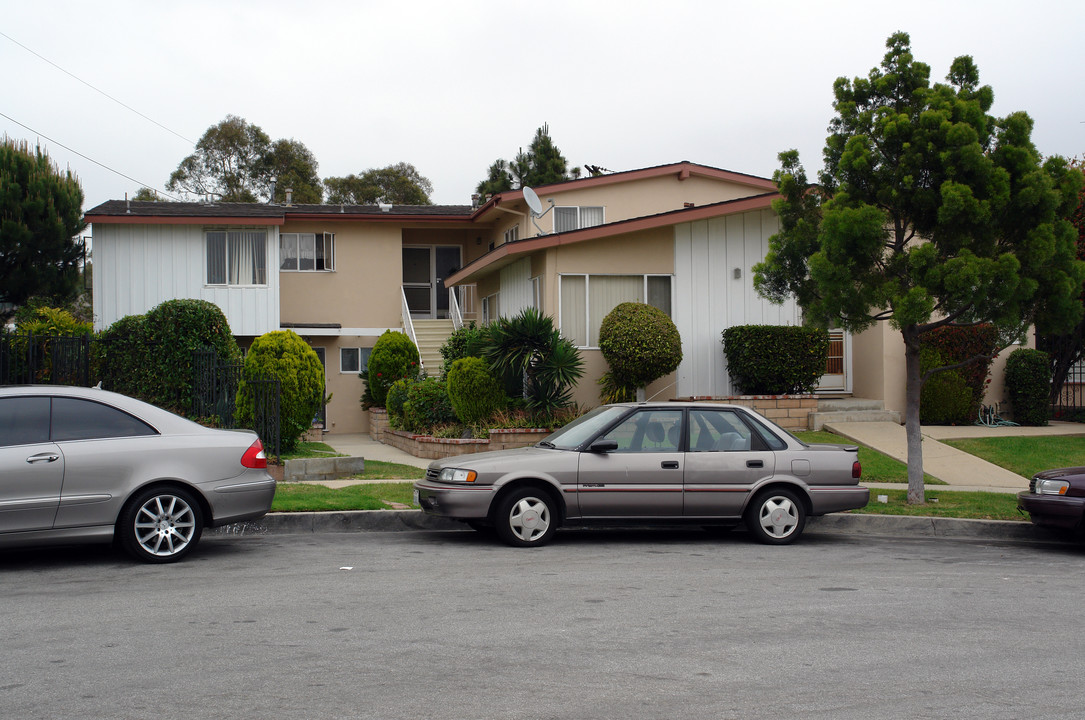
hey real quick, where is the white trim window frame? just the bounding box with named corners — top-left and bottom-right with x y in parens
top-left (280, 232), bottom-right (335, 272)
top-left (531, 275), bottom-right (542, 310)
top-left (340, 347), bottom-right (372, 375)
top-left (481, 293), bottom-right (500, 324)
top-left (503, 224), bottom-right (520, 244)
top-left (205, 228), bottom-right (268, 286)
top-left (558, 273), bottom-right (673, 349)
top-left (553, 206), bottom-right (605, 233)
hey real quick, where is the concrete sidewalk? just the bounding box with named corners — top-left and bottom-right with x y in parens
top-left (320, 433), bottom-right (431, 469)
top-left (825, 420), bottom-right (1085, 494)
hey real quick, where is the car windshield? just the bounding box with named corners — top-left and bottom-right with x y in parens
top-left (540, 406), bottom-right (631, 450)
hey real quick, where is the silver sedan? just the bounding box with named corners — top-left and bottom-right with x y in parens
top-left (415, 402), bottom-right (868, 546)
top-left (0, 385), bottom-right (276, 562)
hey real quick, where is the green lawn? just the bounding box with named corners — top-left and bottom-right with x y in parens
top-left (795, 431), bottom-right (944, 485)
top-left (851, 488), bottom-right (1023, 521)
top-left (942, 435), bottom-right (1085, 479)
top-left (272, 482), bottom-right (416, 512)
top-left (278, 441), bottom-right (346, 460)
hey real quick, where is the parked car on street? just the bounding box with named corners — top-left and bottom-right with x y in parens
top-left (0, 385), bottom-right (276, 562)
top-left (1017, 467), bottom-right (1085, 532)
top-left (415, 402), bottom-right (867, 546)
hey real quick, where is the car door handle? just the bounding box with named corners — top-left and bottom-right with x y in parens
top-left (26, 453), bottom-right (60, 464)
top-left (661, 461), bottom-right (680, 469)
top-left (746, 460), bottom-right (763, 468)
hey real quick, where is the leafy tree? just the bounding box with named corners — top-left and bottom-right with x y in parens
top-left (325, 163), bottom-right (433, 205)
top-left (475, 124), bottom-right (580, 195)
top-left (167, 115), bottom-right (272, 202)
top-left (753, 32), bottom-right (1085, 504)
top-left (1038, 156), bottom-right (1085, 403)
top-left (131, 187), bottom-right (163, 201)
top-left (366, 330), bottom-right (421, 406)
top-left (0, 138), bottom-right (85, 322)
top-left (268, 138), bottom-right (323, 203)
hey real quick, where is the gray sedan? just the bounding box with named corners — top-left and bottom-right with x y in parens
top-left (415, 402), bottom-right (868, 546)
top-left (0, 385), bottom-right (276, 562)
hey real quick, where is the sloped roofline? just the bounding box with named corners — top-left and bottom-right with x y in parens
top-left (447, 191), bottom-right (780, 286)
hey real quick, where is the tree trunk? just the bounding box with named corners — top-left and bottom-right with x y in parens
top-left (902, 326), bottom-right (925, 505)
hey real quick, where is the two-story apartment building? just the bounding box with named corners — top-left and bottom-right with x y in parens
top-left (85, 161), bottom-right (892, 435)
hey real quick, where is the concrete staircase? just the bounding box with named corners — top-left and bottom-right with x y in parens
top-left (411, 318), bottom-right (455, 377)
top-left (808, 397), bottom-right (902, 431)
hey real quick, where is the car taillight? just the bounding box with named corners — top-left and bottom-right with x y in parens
top-left (241, 439), bottom-right (267, 469)
top-left (852, 461), bottom-right (862, 479)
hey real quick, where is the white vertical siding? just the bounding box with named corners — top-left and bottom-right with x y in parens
top-left (499, 258), bottom-right (533, 319)
top-left (91, 223), bottom-right (280, 336)
top-left (674, 209), bottom-right (800, 397)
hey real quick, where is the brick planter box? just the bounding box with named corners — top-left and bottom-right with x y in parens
top-left (382, 427), bottom-right (551, 460)
top-left (368, 407), bottom-right (390, 442)
top-left (675, 395), bottom-right (819, 431)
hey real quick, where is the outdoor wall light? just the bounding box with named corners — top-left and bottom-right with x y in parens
top-left (733, 267), bottom-right (742, 279)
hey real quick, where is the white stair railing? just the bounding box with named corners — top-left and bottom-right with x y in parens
top-left (449, 287), bottom-right (463, 331)
top-left (400, 287), bottom-right (423, 374)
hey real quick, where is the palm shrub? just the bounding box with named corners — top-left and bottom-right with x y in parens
top-left (236, 330), bottom-right (325, 451)
top-left (480, 308), bottom-right (584, 414)
top-left (366, 330), bottom-right (421, 406)
top-left (401, 377), bottom-right (457, 433)
top-left (447, 356), bottom-right (506, 424)
top-left (598, 302), bottom-right (682, 401)
top-left (1005, 348), bottom-right (1051, 426)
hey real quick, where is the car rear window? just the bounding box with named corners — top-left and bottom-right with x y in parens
top-left (0, 396), bottom-right (51, 447)
top-left (51, 397), bottom-right (158, 441)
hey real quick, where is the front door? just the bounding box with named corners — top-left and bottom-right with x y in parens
top-left (403, 246), bottom-right (462, 319)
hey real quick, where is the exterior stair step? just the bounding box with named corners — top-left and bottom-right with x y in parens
top-left (410, 319), bottom-right (455, 377)
top-left (808, 398), bottom-right (902, 431)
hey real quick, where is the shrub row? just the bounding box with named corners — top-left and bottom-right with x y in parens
top-left (721, 325), bottom-right (829, 395)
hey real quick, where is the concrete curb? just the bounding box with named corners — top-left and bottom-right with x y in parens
top-left (211, 509), bottom-right (1064, 544)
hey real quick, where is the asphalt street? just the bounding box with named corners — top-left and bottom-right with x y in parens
top-left (3, 528), bottom-right (1084, 720)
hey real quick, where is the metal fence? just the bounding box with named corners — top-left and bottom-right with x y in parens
top-left (0, 333), bottom-right (91, 386)
top-left (192, 348), bottom-right (281, 457)
top-left (1052, 361), bottom-right (1085, 421)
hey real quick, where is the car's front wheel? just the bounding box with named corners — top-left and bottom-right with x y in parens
top-left (118, 487), bottom-right (204, 563)
top-left (494, 488), bottom-right (557, 547)
top-left (746, 488), bottom-right (806, 544)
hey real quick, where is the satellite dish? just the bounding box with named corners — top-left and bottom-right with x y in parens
top-left (523, 186), bottom-right (543, 216)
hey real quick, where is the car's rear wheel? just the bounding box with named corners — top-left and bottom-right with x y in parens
top-left (746, 488), bottom-right (805, 545)
top-left (118, 487), bottom-right (204, 563)
top-left (494, 488), bottom-right (557, 547)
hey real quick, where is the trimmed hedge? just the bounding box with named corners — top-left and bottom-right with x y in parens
top-left (1005, 348), bottom-right (1051, 426)
top-left (366, 330), bottom-right (421, 406)
top-left (721, 325), bottom-right (829, 394)
top-left (401, 377), bottom-right (457, 433)
top-left (236, 330), bottom-right (325, 452)
top-left (919, 347), bottom-right (975, 425)
top-left (447, 356), bottom-right (506, 424)
top-left (439, 323), bottom-right (483, 378)
top-left (95, 299), bottom-right (240, 413)
top-left (598, 302), bottom-right (682, 392)
top-left (920, 324), bottom-right (999, 424)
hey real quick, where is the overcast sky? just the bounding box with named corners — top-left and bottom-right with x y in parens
top-left (3, 0), bottom-right (1083, 211)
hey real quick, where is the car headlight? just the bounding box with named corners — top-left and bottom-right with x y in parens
top-left (1035, 478), bottom-right (1070, 495)
top-left (438, 467), bottom-right (478, 484)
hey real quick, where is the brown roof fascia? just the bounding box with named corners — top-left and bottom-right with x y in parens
top-left (447, 192), bottom-right (780, 286)
top-left (83, 214), bottom-right (286, 226)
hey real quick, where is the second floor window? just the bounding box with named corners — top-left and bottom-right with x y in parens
top-left (554, 206), bottom-right (604, 233)
top-left (280, 232), bottom-right (335, 271)
top-left (206, 230), bottom-right (267, 286)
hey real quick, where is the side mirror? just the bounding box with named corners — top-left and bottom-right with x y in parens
top-left (588, 439), bottom-right (618, 453)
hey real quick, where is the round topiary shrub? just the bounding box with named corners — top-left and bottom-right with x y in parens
top-left (598, 302), bottom-right (682, 393)
top-left (401, 377), bottom-right (457, 433)
top-left (366, 330), bottom-right (421, 406)
top-left (447, 356), bottom-right (506, 424)
top-left (1005, 348), bottom-right (1051, 426)
top-left (236, 330), bottom-right (325, 451)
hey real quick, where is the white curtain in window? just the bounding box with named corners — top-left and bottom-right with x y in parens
top-left (280, 233), bottom-right (298, 270)
top-left (228, 231), bottom-right (266, 284)
top-left (589, 275), bottom-right (642, 346)
top-left (580, 206), bottom-right (604, 229)
top-left (299, 233), bottom-right (316, 271)
top-left (206, 232), bottom-right (226, 284)
top-left (554, 207), bottom-right (578, 233)
top-left (559, 275), bottom-right (587, 347)
top-left (647, 276), bottom-right (672, 316)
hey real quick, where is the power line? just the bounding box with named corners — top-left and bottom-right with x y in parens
top-left (0, 110), bottom-right (181, 202)
top-left (0, 29), bottom-right (195, 146)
